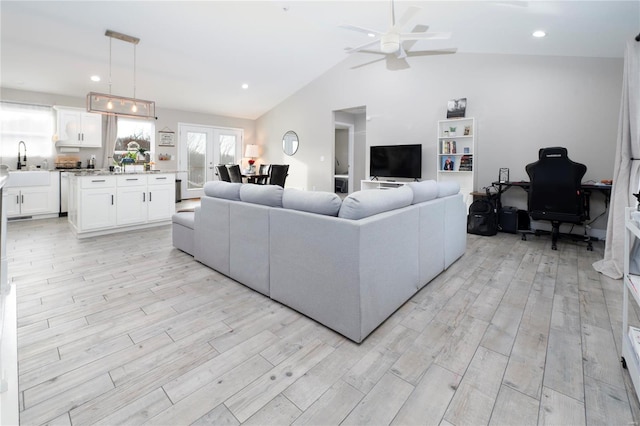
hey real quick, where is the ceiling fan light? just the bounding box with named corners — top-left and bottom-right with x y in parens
top-left (380, 32), bottom-right (401, 54)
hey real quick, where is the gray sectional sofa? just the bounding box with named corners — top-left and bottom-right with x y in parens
top-left (173, 180), bottom-right (466, 342)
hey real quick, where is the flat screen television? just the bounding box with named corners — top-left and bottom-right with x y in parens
top-left (370, 144), bottom-right (422, 179)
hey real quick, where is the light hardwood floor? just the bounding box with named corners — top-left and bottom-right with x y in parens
top-left (7, 213), bottom-right (640, 425)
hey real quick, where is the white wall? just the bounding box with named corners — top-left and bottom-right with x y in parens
top-left (255, 52), bottom-right (623, 231)
top-left (0, 88), bottom-right (256, 171)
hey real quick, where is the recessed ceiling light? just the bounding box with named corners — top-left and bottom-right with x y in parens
top-left (90, 75), bottom-right (101, 82)
top-left (532, 30), bottom-right (546, 38)
top-left (367, 33), bottom-right (376, 38)
top-left (241, 83), bottom-right (249, 90)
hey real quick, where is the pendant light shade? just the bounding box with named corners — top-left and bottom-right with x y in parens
top-left (86, 29), bottom-right (155, 119)
top-left (87, 92), bottom-right (155, 119)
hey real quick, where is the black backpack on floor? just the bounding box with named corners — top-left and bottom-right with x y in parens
top-left (467, 188), bottom-right (498, 236)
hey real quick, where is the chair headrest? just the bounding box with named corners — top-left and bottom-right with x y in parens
top-left (538, 147), bottom-right (568, 159)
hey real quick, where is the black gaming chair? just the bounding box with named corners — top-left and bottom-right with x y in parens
top-left (525, 147), bottom-right (590, 250)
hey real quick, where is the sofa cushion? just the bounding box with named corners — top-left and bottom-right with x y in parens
top-left (437, 181), bottom-right (460, 198)
top-left (172, 211), bottom-right (195, 229)
top-left (338, 186), bottom-right (413, 220)
top-left (240, 184), bottom-right (284, 207)
top-left (283, 188), bottom-right (342, 216)
top-left (203, 181), bottom-right (242, 200)
top-left (408, 180), bottom-right (439, 204)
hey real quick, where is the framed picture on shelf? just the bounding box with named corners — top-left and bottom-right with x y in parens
top-left (441, 156), bottom-right (455, 171)
top-left (446, 98), bottom-right (467, 118)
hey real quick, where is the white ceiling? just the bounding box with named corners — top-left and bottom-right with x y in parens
top-left (1, 1), bottom-right (638, 120)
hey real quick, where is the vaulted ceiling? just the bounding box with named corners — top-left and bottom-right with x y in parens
top-left (1, 1), bottom-right (638, 119)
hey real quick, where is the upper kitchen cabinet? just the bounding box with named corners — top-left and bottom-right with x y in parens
top-left (54, 106), bottom-right (102, 148)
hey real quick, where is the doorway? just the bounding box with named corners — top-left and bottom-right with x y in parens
top-left (178, 123), bottom-right (243, 199)
top-left (333, 107), bottom-right (366, 195)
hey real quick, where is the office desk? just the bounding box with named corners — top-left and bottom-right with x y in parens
top-left (491, 180), bottom-right (612, 220)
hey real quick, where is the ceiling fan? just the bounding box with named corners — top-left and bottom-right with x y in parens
top-left (341, 0), bottom-right (455, 68)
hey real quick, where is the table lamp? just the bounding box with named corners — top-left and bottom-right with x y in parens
top-left (245, 144), bottom-right (259, 173)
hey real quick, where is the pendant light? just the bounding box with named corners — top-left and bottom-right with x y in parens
top-left (87, 29), bottom-right (155, 119)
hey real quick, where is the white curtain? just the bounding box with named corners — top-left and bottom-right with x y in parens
top-left (593, 40), bottom-right (640, 278)
top-left (101, 115), bottom-right (117, 168)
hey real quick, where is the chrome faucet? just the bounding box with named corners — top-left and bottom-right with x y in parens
top-left (17, 141), bottom-right (26, 170)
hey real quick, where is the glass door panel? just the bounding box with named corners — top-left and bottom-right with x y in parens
top-left (179, 124), bottom-right (243, 199)
top-left (187, 131), bottom-right (206, 190)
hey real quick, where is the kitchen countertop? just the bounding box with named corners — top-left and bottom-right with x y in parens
top-left (66, 170), bottom-right (180, 176)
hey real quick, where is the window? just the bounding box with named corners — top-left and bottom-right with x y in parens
top-left (113, 118), bottom-right (155, 163)
top-left (0, 102), bottom-right (54, 162)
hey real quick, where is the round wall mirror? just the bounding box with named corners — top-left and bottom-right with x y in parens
top-left (282, 131), bottom-right (299, 156)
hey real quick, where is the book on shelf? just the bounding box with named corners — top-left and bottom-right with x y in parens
top-left (459, 155), bottom-right (473, 171)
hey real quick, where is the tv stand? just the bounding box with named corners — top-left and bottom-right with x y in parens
top-left (361, 179), bottom-right (409, 190)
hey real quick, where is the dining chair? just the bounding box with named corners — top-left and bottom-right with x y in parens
top-left (269, 164), bottom-right (289, 187)
top-left (227, 164), bottom-right (243, 183)
top-left (216, 165), bottom-right (231, 182)
top-left (257, 164), bottom-right (271, 185)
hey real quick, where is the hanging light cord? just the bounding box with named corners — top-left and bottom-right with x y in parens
top-left (133, 43), bottom-right (136, 100)
top-left (108, 36), bottom-right (112, 96)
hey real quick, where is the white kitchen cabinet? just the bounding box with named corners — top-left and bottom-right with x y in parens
top-left (69, 173), bottom-right (175, 238)
top-left (76, 176), bottom-right (116, 231)
top-left (116, 175), bottom-right (147, 226)
top-left (5, 173), bottom-right (59, 219)
top-left (55, 106), bottom-right (102, 147)
top-left (147, 174), bottom-right (175, 222)
top-left (81, 188), bottom-right (116, 230)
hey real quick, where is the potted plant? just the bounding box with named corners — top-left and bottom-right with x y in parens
top-left (137, 147), bottom-right (147, 162)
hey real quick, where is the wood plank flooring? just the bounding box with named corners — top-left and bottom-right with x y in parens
top-left (7, 213), bottom-right (640, 425)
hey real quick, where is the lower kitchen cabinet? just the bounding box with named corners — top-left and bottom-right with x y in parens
top-left (69, 173), bottom-right (175, 237)
top-left (5, 173), bottom-right (59, 219)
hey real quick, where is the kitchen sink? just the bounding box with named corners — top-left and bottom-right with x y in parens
top-left (7, 170), bottom-right (51, 187)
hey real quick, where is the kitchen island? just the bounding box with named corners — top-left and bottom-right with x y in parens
top-left (68, 171), bottom-right (176, 238)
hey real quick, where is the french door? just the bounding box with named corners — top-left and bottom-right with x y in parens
top-left (178, 124), bottom-right (243, 199)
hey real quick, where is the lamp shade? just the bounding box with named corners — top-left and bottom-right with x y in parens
top-left (245, 144), bottom-right (260, 158)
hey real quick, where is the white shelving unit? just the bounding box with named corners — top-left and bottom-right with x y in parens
top-left (437, 117), bottom-right (476, 207)
top-left (623, 206), bottom-right (640, 401)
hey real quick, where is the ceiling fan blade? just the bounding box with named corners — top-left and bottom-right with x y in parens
top-left (350, 56), bottom-right (387, 70)
top-left (339, 24), bottom-right (382, 37)
top-left (400, 32), bottom-right (452, 41)
top-left (397, 44), bottom-right (407, 59)
top-left (405, 47), bottom-right (458, 57)
top-left (385, 55), bottom-right (411, 71)
top-left (392, 6), bottom-right (421, 31)
top-left (345, 38), bottom-right (381, 54)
